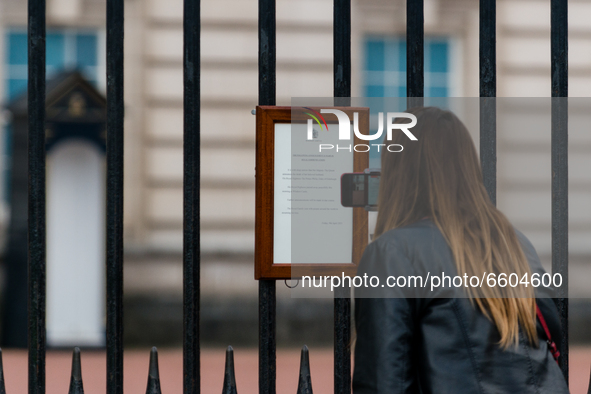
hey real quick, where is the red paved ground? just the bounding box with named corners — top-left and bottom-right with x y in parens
top-left (2, 346), bottom-right (590, 393)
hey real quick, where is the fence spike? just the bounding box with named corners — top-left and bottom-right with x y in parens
top-left (68, 347), bottom-right (84, 394)
top-left (222, 346), bottom-right (237, 394)
top-left (146, 347), bottom-right (162, 394)
top-left (296, 345), bottom-right (313, 394)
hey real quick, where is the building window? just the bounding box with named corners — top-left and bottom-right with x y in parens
top-left (4, 29), bottom-right (101, 100)
top-left (363, 36), bottom-right (452, 98)
top-left (364, 36), bottom-right (455, 168)
top-left (2, 29), bottom-right (102, 203)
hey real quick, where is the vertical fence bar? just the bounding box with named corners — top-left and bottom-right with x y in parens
top-left (334, 0), bottom-right (351, 105)
top-left (259, 0), bottom-right (276, 106)
top-left (333, 293), bottom-right (350, 394)
top-left (28, 0), bottom-right (46, 390)
top-left (479, 0), bottom-right (496, 98)
top-left (259, 282), bottom-right (276, 394)
top-left (479, 0), bottom-right (496, 204)
top-left (183, 0), bottom-right (201, 390)
top-left (551, 0), bottom-right (568, 382)
top-left (258, 0), bottom-right (276, 393)
top-left (406, 0), bottom-right (424, 101)
top-left (333, 1), bottom-right (351, 393)
top-left (106, 0), bottom-right (124, 390)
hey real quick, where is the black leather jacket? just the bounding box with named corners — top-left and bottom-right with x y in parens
top-left (353, 219), bottom-right (569, 394)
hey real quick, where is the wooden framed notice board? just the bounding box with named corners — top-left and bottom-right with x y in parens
top-left (255, 106), bottom-right (370, 280)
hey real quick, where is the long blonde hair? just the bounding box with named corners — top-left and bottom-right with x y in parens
top-left (374, 107), bottom-right (536, 348)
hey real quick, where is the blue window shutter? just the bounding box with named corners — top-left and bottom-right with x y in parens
top-left (8, 33), bottom-right (28, 65)
top-left (46, 32), bottom-right (65, 71)
top-left (365, 39), bottom-right (384, 71)
top-left (76, 34), bottom-right (98, 67)
top-left (429, 41), bottom-right (448, 73)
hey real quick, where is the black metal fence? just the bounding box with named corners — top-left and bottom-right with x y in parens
top-left (4, 0), bottom-right (572, 392)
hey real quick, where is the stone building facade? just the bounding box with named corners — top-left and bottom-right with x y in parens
top-left (1, 0), bottom-right (590, 344)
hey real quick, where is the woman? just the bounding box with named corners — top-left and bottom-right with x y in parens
top-left (352, 107), bottom-right (569, 393)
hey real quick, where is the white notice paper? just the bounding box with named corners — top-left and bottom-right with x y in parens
top-left (273, 122), bottom-right (353, 266)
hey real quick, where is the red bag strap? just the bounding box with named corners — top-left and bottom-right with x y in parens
top-left (536, 304), bottom-right (560, 364)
